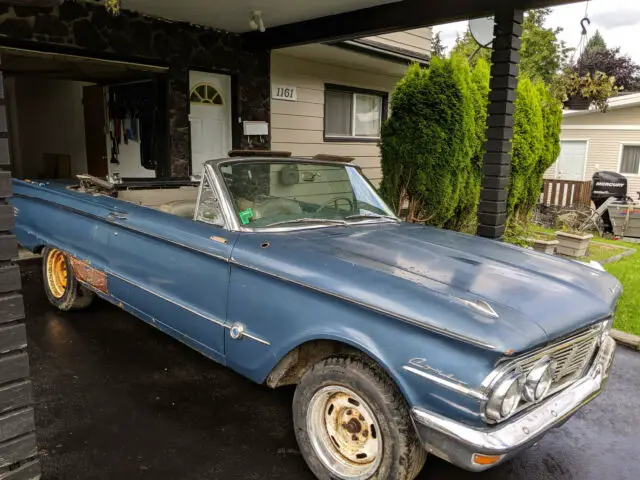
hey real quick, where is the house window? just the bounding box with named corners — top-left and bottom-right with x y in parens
top-left (324, 85), bottom-right (387, 141)
top-left (190, 82), bottom-right (224, 105)
top-left (620, 145), bottom-right (640, 175)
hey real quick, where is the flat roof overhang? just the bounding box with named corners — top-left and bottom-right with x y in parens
top-left (241, 0), bottom-right (580, 49)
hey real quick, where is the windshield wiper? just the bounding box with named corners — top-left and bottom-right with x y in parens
top-left (344, 213), bottom-right (399, 222)
top-left (265, 218), bottom-right (348, 227)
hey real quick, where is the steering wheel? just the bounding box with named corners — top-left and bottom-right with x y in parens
top-left (315, 197), bottom-right (354, 214)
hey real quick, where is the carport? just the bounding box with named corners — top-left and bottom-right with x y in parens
top-left (0, 0), bottom-right (580, 478)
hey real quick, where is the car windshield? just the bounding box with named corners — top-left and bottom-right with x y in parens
top-left (219, 160), bottom-right (397, 228)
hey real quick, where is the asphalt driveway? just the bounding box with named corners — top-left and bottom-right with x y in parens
top-left (20, 260), bottom-right (639, 480)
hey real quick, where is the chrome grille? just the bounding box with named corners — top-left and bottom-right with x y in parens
top-left (518, 328), bottom-right (600, 392)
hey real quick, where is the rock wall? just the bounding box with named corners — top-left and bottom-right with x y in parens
top-left (0, 2), bottom-right (270, 177)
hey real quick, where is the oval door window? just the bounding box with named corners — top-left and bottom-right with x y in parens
top-left (190, 82), bottom-right (224, 105)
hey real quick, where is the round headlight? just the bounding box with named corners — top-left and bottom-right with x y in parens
top-left (522, 358), bottom-right (555, 403)
top-left (485, 371), bottom-right (523, 421)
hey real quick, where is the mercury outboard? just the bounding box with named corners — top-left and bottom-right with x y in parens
top-left (591, 171), bottom-right (628, 233)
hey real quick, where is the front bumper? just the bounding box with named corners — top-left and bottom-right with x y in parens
top-left (411, 335), bottom-right (616, 471)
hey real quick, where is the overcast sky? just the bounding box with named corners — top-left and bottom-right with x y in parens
top-left (433, 0), bottom-right (640, 63)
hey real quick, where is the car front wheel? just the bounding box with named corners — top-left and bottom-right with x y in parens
top-left (293, 355), bottom-right (426, 480)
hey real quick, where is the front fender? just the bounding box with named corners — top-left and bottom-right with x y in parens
top-left (225, 263), bottom-right (497, 428)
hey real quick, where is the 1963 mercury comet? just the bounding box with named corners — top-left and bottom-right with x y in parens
top-left (12, 155), bottom-right (620, 479)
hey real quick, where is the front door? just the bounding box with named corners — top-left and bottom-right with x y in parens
top-left (556, 140), bottom-right (587, 180)
top-left (189, 71), bottom-right (232, 177)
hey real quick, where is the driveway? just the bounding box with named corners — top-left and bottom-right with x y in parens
top-left (20, 260), bottom-right (639, 480)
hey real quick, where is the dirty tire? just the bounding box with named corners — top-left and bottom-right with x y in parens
top-left (42, 247), bottom-right (94, 311)
top-left (293, 355), bottom-right (426, 480)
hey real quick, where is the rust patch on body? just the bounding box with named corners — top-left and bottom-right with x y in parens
top-left (68, 257), bottom-right (108, 293)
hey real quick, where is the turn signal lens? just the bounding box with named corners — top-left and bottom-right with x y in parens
top-left (472, 453), bottom-right (502, 466)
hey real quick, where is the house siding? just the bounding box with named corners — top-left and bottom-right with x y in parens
top-left (563, 107), bottom-right (640, 126)
top-left (271, 53), bottom-right (403, 185)
top-left (552, 127), bottom-right (640, 196)
top-left (363, 28), bottom-right (432, 57)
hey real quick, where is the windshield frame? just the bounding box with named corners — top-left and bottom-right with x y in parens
top-left (203, 157), bottom-right (399, 233)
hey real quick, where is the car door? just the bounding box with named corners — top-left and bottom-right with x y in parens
top-left (105, 175), bottom-right (237, 363)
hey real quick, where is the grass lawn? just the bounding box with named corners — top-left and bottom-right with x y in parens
top-left (527, 225), bottom-right (640, 335)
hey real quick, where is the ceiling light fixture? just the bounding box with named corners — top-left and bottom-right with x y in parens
top-left (249, 10), bottom-right (266, 33)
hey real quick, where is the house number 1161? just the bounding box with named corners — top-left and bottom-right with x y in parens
top-left (272, 85), bottom-right (297, 101)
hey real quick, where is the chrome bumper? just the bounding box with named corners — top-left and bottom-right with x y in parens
top-left (411, 335), bottom-right (616, 472)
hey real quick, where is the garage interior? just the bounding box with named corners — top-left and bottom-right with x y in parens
top-left (1, 47), bottom-right (168, 181)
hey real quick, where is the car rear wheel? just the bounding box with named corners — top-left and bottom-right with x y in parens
top-left (293, 355), bottom-right (426, 480)
top-left (42, 247), bottom-right (94, 311)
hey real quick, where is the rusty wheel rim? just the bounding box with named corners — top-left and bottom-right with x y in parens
top-left (307, 386), bottom-right (382, 479)
top-left (46, 249), bottom-right (68, 299)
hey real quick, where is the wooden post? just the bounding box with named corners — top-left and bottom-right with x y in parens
top-left (0, 59), bottom-right (40, 479)
top-left (477, 8), bottom-right (524, 239)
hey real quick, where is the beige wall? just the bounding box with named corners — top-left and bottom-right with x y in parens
top-left (549, 106), bottom-right (640, 195)
top-left (363, 28), bottom-right (432, 57)
top-left (271, 53), bottom-right (404, 185)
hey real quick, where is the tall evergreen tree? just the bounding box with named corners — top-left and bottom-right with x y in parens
top-left (584, 30), bottom-right (607, 54)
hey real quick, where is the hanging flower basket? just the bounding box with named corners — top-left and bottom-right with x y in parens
top-left (564, 94), bottom-right (591, 111)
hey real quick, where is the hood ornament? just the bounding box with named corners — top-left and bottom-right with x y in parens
top-left (456, 298), bottom-right (499, 319)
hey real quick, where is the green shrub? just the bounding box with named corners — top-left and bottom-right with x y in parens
top-left (507, 78), bottom-right (563, 224)
top-left (380, 56), bottom-right (479, 227)
top-left (381, 56), bottom-right (562, 234)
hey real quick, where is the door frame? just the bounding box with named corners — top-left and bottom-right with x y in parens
top-left (555, 138), bottom-right (589, 181)
top-left (187, 68), bottom-right (238, 177)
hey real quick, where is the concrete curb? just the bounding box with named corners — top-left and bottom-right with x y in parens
top-left (611, 329), bottom-right (640, 351)
top-left (596, 245), bottom-right (637, 264)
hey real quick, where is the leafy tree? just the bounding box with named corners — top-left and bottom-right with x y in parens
top-left (451, 30), bottom-right (490, 66)
top-left (584, 30), bottom-right (607, 54)
top-left (431, 31), bottom-right (446, 58)
top-left (451, 9), bottom-right (571, 83)
top-left (519, 8), bottom-right (572, 83)
top-left (575, 44), bottom-right (640, 91)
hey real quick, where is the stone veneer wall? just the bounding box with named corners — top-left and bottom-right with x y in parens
top-left (0, 2), bottom-right (270, 177)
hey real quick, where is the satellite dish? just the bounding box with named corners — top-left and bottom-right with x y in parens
top-left (469, 16), bottom-right (495, 48)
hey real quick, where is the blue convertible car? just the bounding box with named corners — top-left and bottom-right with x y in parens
top-left (12, 155), bottom-right (619, 479)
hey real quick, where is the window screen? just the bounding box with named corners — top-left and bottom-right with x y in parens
top-left (620, 145), bottom-right (640, 174)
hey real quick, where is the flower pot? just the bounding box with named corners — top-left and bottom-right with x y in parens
top-left (527, 238), bottom-right (559, 255)
top-left (555, 231), bottom-right (593, 257)
top-left (564, 94), bottom-right (591, 110)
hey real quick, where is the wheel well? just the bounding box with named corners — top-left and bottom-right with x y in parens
top-left (265, 340), bottom-right (370, 388)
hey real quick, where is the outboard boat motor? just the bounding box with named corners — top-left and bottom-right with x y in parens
top-left (591, 171), bottom-right (628, 232)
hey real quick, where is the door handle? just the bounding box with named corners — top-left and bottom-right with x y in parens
top-left (108, 212), bottom-right (128, 221)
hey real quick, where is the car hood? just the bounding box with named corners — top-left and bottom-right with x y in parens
top-left (233, 223), bottom-right (620, 353)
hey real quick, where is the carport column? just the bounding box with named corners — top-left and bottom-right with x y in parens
top-left (0, 57), bottom-right (40, 476)
top-left (477, 8), bottom-right (524, 239)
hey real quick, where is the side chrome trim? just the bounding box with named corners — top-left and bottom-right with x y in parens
top-left (229, 260), bottom-right (496, 350)
top-left (241, 331), bottom-right (271, 346)
top-left (403, 365), bottom-right (487, 401)
top-left (106, 269), bottom-right (271, 346)
top-left (106, 269), bottom-right (227, 328)
top-left (14, 192), bottom-right (231, 262)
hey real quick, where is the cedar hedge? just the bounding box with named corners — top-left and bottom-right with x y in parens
top-left (380, 55), bottom-right (562, 232)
